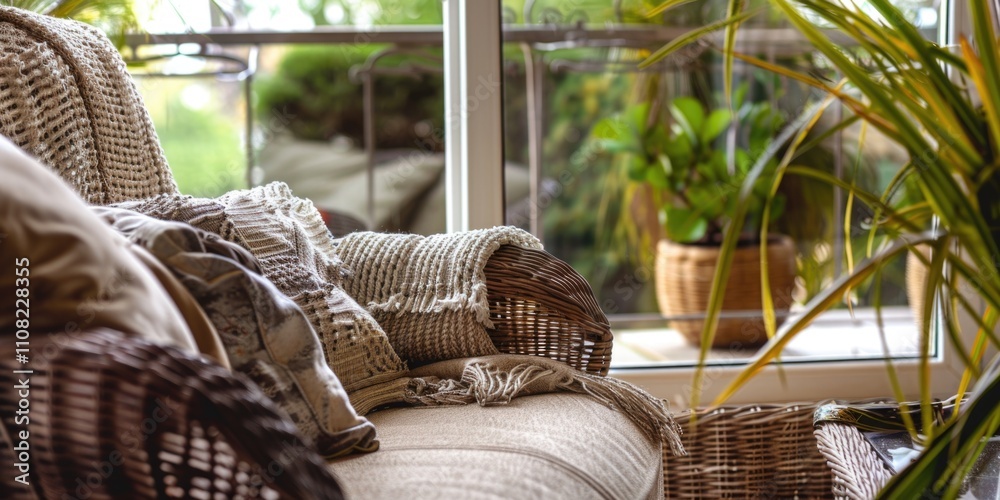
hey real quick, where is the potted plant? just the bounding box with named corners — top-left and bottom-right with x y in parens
top-left (589, 87), bottom-right (796, 348)
top-left (647, 0), bottom-right (1000, 496)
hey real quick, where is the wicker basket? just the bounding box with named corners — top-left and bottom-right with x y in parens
top-left (655, 236), bottom-right (797, 348)
top-left (663, 403), bottom-right (834, 499)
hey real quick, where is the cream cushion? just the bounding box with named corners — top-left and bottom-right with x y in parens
top-left (329, 393), bottom-right (663, 499)
top-left (92, 207), bottom-right (378, 458)
top-left (0, 135), bottom-right (197, 353)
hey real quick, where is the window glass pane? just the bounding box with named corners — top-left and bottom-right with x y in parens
top-left (132, 1), bottom-right (448, 235)
top-left (129, 0), bottom-right (948, 371)
top-left (135, 77), bottom-right (247, 198)
top-left (500, 0), bottom-right (943, 368)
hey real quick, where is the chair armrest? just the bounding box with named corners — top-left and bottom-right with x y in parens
top-left (0, 329), bottom-right (343, 500)
top-left (484, 245), bottom-right (613, 375)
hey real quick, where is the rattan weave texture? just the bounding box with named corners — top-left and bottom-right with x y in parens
top-left (0, 329), bottom-right (344, 499)
top-left (814, 422), bottom-right (892, 499)
top-left (655, 237), bottom-right (797, 348)
top-left (484, 245), bottom-right (613, 376)
top-left (663, 403), bottom-right (835, 499)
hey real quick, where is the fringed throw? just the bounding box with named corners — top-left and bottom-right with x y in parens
top-left (334, 228), bottom-right (543, 364)
top-left (113, 183), bottom-right (410, 416)
top-left (115, 186), bottom-right (685, 457)
top-left (404, 355), bottom-right (686, 457)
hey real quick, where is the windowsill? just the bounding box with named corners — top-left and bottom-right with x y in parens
top-left (611, 306), bottom-right (923, 369)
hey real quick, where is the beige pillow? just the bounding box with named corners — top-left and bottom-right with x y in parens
top-left (0, 135), bottom-right (197, 354)
top-left (113, 183), bottom-right (409, 415)
top-left (93, 207), bottom-right (378, 457)
top-left (123, 243), bottom-right (230, 369)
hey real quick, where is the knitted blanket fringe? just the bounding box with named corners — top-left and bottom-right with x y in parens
top-left (404, 355), bottom-right (686, 457)
top-left (334, 228), bottom-right (542, 364)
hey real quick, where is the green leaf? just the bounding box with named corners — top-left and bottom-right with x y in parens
top-left (664, 206), bottom-right (708, 243)
top-left (670, 97), bottom-right (705, 146)
top-left (590, 116), bottom-right (628, 140)
top-left (702, 108), bottom-right (732, 145)
top-left (639, 8), bottom-right (758, 70)
top-left (723, 0), bottom-right (747, 109)
top-left (626, 157), bottom-right (647, 182)
top-left (645, 0), bottom-right (700, 18)
top-left (646, 124), bottom-right (670, 158)
top-left (597, 138), bottom-right (639, 154)
top-left (626, 102), bottom-right (651, 136)
top-left (658, 154), bottom-right (673, 177)
top-left (767, 194), bottom-right (786, 222)
top-left (663, 133), bottom-right (694, 167)
top-left (708, 150), bottom-right (730, 181)
top-left (734, 149), bottom-right (752, 173)
top-left (732, 81), bottom-right (749, 111)
top-left (694, 161), bottom-right (718, 182)
top-left (646, 163), bottom-right (670, 189)
top-left (687, 181), bottom-right (731, 224)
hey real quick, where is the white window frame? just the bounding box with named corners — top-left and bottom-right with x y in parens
top-left (443, 0), bottom-right (980, 406)
top-left (443, 0), bottom-right (506, 231)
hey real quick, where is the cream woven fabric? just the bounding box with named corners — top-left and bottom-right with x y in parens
top-left (114, 183), bottom-right (410, 415)
top-left (335, 229), bottom-right (685, 456)
top-left (0, 7), bottom-right (176, 205)
top-left (331, 393), bottom-right (665, 499)
top-left (334, 228), bottom-right (542, 365)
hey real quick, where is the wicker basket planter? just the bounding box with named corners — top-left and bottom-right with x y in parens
top-left (654, 236), bottom-right (797, 348)
top-left (663, 403), bottom-right (834, 499)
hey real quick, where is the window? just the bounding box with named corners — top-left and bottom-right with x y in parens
top-left (472, 0), bottom-right (972, 405)
top-left (130, 0), bottom-right (978, 405)
top-left (133, 1), bottom-right (453, 234)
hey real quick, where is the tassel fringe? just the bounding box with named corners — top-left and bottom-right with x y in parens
top-left (464, 363), bottom-right (553, 406)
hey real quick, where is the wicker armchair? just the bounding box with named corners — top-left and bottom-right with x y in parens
top-left (0, 5), bottom-right (614, 381)
top-left (0, 329), bottom-right (344, 499)
top-left (0, 6), bottom-right (621, 498)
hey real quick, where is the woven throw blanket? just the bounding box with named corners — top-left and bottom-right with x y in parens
top-left (336, 230), bottom-right (684, 456)
top-left (0, 7), bottom-right (176, 205)
top-left (113, 183), bottom-right (410, 415)
top-left (334, 228), bottom-right (542, 364)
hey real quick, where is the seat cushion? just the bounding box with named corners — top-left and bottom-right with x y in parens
top-left (328, 393), bottom-right (663, 499)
